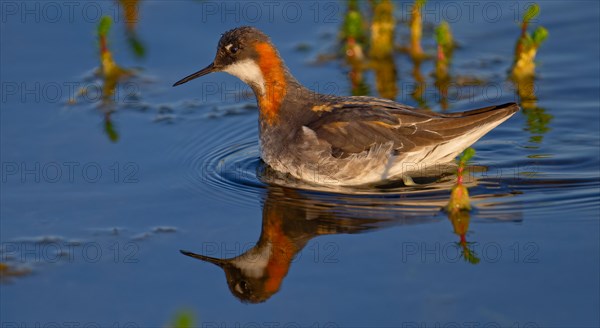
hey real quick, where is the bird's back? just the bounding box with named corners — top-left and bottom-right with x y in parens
top-left (306, 99), bottom-right (519, 158)
top-left (263, 98), bottom-right (519, 186)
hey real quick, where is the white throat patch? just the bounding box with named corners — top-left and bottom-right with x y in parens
top-left (222, 59), bottom-right (265, 95)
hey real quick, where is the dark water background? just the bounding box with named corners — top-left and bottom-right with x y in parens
top-left (1, 1), bottom-right (599, 327)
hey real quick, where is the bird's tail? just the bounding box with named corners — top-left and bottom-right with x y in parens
top-left (417, 102), bottom-right (520, 164)
top-left (433, 102), bottom-right (520, 136)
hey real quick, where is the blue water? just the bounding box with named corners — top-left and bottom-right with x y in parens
top-left (1, 1), bottom-right (599, 327)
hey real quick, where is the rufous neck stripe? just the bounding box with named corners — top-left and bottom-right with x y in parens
top-left (255, 42), bottom-right (287, 125)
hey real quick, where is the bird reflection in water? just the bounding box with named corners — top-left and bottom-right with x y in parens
top-left (181, 170), bottom-right (519, 303)
top-left (181, 186), bottom-right (410, 303)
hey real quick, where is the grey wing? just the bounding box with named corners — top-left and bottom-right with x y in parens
top-left (305, 100), bottom-right (519, 158)
top-left (305, 99), bottom-right (443, 157)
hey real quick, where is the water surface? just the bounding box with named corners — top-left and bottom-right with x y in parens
top-left (1, 1), bottom-right (599, 326)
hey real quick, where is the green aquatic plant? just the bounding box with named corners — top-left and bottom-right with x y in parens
top-left (69, 16), bottom-right (132, 142)
top-left (513, 26), bottom-right (548, 79)
top-left (97, 15), bottom-right (111, 37)
top-left (513, 73), bottom-right (553, 144)
top-left (342, 0), bottom-right (369, 96)
top-left (118, 0), bottom-right (146, 58)
top-left (369, 0), bottom-right (395, 59)
top-left (435, 21), bottom-right (454, 54)
top-left (342, 0), bottom-right (367, 49)
top-left (409, 0), bottom-right (426, 59)
top-left (515, 3), bottom-right (540, 58)
top-left (434, 21), bottom-right (454, 110)
top-left (445, 147), bottom-right (475, 212)
top-left (457, 148), bottom-right (475, 178)
top-left (405, 0), bottom-right (429, 106)
top-left (98, 16), bottom-right (130, 142)
top-left (167, 310), bottom-right (196, 328)
top-left (524, 106), bottom-right (552, 135)
top-left (104, 113), bottom-right (119, 142)
top-left (509, 3), bottom-right (552, 143)
top-left (434, 21), bottom-right (454, 74)
top-left (449, 210), bottom-right (480, 265)
top-left (410, 59), bottom-right (428, 109)
top-left (372, 55), bottom-right (398, 100)
top-left (369, 0), bottom-right (397, 100)
top-left (98, 16), bottom-right (132, 90)
top-left (512, 3), bottom-right (548, 79)
top-left (444, 147), bottom-right (480, 265)
top-left (127, 35), bottom-right (146, 58)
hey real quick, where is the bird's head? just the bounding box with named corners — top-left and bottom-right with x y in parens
top-left (173, 26), bottom-right (289, 124)
top-left (179, 248), bottom-right (284, 304)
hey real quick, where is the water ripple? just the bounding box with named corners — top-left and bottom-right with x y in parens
top-left (168, 113), bottom-right (599, 219)
top-left (171, 116), bottom-right (487, 211)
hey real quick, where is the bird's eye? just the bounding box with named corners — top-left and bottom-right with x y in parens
top-left (225, 44), bottom-right (239, 55)
top-left (234, 280), bottom-right (249, 295)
